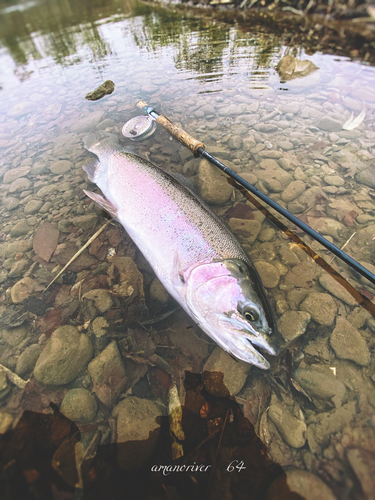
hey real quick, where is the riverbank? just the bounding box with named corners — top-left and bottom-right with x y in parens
top-left (145, 0), bottom-right (375, 65)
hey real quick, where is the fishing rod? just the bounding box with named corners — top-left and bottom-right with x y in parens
top-left (128, 100), bottom-right (375, 287)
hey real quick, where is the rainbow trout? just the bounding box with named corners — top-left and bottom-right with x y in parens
top-left (83, 134), bottom-right (280, 369)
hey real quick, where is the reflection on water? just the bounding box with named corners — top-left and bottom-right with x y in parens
top-left (0, 0), bottom-right (375, 499)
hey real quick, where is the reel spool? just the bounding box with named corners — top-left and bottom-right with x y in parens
top-left (122, 115), bottom-right (156, 141)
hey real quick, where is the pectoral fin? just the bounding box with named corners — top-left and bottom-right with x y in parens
top-left (83, 190), bottom-right (118, 219)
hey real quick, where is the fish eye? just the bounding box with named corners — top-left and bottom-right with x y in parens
top-left (243, 308), bottom-right (259, 322)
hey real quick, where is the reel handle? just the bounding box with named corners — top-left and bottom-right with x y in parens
top-left (137, 100), bottom-right (205, 155)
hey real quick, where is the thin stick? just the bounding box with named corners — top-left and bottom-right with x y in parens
top-left (328, 231), bottom-right (356, 266)
top-left (0, 363), bottom-right (28, 389)
top-left (44, 219), bottom-right (112, 291)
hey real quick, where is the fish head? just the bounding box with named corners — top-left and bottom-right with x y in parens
top-left (184, 258), bottom-right (280, 369)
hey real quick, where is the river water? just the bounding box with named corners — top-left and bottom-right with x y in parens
top-left (0, 0), bottom-right (375, 499)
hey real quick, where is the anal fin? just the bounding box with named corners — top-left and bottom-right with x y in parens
top-left (83, 190), bottom-right (118, 219)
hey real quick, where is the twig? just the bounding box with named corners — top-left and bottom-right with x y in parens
top-left (328, 231), bottom-right (356, 266)
top-left (43, 219), bottom-right (112, 291)
top-left (0, 363), bottom-right (28, 389)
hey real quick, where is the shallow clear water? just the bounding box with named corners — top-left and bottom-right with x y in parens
top-left (0, 0), bottom-right (375, 499)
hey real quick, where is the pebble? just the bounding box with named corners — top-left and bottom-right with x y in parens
top-left (330, 317), bottom-right (370, 366)
top-left (8, 259), bottom-right (29, 278)
top-left (15, 344), bottom-right (41, 376)
top-left (82, 289), bottom-right (113, 314)
top-left (0, 411), bottom-right (14, 434)
top-left (71, 214), bottom-right (98, 230)
top-left (356, 166), bottom-right (375, 189)
top-left (227, 135), bottom-right (243, 149)
top-left (90, 316), bottom-right (109, 351)
top-left (228, 218), bottom-right (261, 243)
top-left (278, 311), bottom-right (311, 341)
top-left (24, 199), bottom-right (43, 215)
top-left (254, 124), bottom-right (278, 133)
top-left (34, 325), bottom-right (93, 385)
top-left (318, 274), bottom-right (358, 306)
top-left (268, 400), bottom-right (306, 448)
top-left (3, 166), bottom-right (31, 184)
top-left (196, 158), bottom-right (233, 205)
top-left (300, 292), bottom-right (337, 326)
top-left (293, 367), bottom-right (346, 406)
top-left (112, 396), bottom-right (162, 470)
top-left (203, 347), bottom-right (250, 397)
top-left (10, 219), bottom-right (30, 237)
top-left (281, 180), bottom-right (306, 202)
top-left (257, 159), bottom-right (293, 188)
top-left (324, 175), bottom-right (344, 187)
top-left (33, 221), bottom-right (60, 262)
top-left (278, 141), bottom-right (294, 151)
top-left (88, 341), bottom-right (127, 407)
top-left (254, 261), bottom-right (280, 288)
top-left (258, 228), bottom-right (275, 242)
top-left (149, 277), bottom-right (169, 303)
top-left (60, 388), bottom-right (97, 424)
top-left (10, 277), bottom-right (36, 303)
top-left (8, 177), bottom-right (32, 194)
top-left (3, 197), bottom-right (20, 210)
top-left (258, 150), bottom-right (283, 159)
top-left (266, 469), bottom-right (336, 500)
top-left (1, 325), bottom-right (28, 347)
top-left (0, 240), bottom-right (33, 259)
top-left (317, 117), bottom-right (342, 132)
top-left (278, 246), bottom-right (300, 266)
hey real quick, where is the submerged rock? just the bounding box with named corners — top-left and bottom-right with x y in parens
top-left (10, 277), bottom-right (37, 304)
top-left (34, 326), bottom-right (93, 385)
top-left (196, 158), bottom-right (233, 205)
top-left (16, 344), bottom-right (41, 376)
top-left (276, 55), bottom-right (319, 82)
top-left (318, 273), bottom-right (358, 306)
top-left (87, 341), bottom-right (127, 407)
top-left (60, 388), bottom-right (97, 424)
top-left (293, 367), bottom-right (346, 406)
top-left (33, 221), bottom-right (60, 262)
top-left (268, 400), bottom-right (306, 448)
top-left (278, 311), bottom-right (311, 341)
top-left (85, 80), bottom-right (115, 101)
top-left (112, 396), bottom-right (162, 470)
top-left (330, 317), bottom-right (370, 366)
top-left (300, 292), bottom-right (337, 326)
top-left (203, 347), bottom-right (250, 397)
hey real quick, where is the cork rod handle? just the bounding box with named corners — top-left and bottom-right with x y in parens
top-left (137, 100), bottom-right (205, 155)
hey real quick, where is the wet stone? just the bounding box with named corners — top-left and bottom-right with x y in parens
top-left (278, 141), bottom-right (294, 151)
top-left (254, 261), bottom-right (280, 288)
top-left (317, 117), bottom-right (342, 132)
top-left (356, 166), bottom-right (375, 188)
top-left (33, 221), bottom-right (60, 262)
top-left (3, 166), bottom-right (31, 184)
top-left (149, 277), bottom-right (169, 303)
top-left (0, 240), bottom-right (33, 259)
top-left (203, 347), bottom-right (250, 397)
top-left (15, 344), bottom-right (41, 376)
top-left (330, 317), bottom-right (370, 366)
top-left (34, 325), bottom-right (93, 385)
top-left (82, 289), bottom-right (113, 314)
top-left (10, 220), bottom-right (30, 237)
top-left (88, 341), bottom-right (127, 407)
top-left (300, 292), bottom-right (337, 326)
top-left (258, 228), bottom-right (275, 242)
top-left (318, 274), bottom-right (358, 306)
top-left (24, 199), bottom-right (43, 215)
top-left (3, 197), bottom-right (20, 210)
top-left (197, 158), bottom-right (233, 205)
top-left (112, 396), bottom-right (162, 471)
top-left (278, 311), bottom-right (311, 341)
top-left (228, 218), bottom-right (261, 243)
top-left (8, 259), bottom-right (29, 278)
top-left (60, 388), bottom-right (97, 424)
top-left (258, 150), bottom-right (283, 159)
top-left (324, 175), bottom-right (344, 187)
top-left (227, 135), bottom-right (243, 150)
top-left (254, 124), bottom-right (278, 133)
top-left (71, 214), bottom-right (98, 230)
top-left (8, 177), bottom-right (32, 194)
top-left (293, 367), bottom-right (346, 406)
top-left (268, 400), bottom-right (306, 448)
top-left (49, 160), bottom-right (72, 175)
top-left (11, 277), bottom-right (36, 304)
top-left (281, 180), bottom-right (306, 202)
top-left (347, 448), bottom-right (375, 500)
top-left (1, 325), bottom-right (28, 347)
top-left (90, 316), bottom-right (109, 351)
top-left (278, 246), bottom-right (300, 266)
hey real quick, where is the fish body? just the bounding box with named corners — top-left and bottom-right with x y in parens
top-left (83, 134), bottom-right (280, 369)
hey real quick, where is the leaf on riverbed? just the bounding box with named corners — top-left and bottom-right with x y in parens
top-left (343, 104), bottom-right (366, 130)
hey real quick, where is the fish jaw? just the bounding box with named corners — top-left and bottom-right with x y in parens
top-left (184, 259), bottom-right (280, 369)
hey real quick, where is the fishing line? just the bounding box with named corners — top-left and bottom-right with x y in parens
top-left (130, 100), bottom-right (375, 290)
